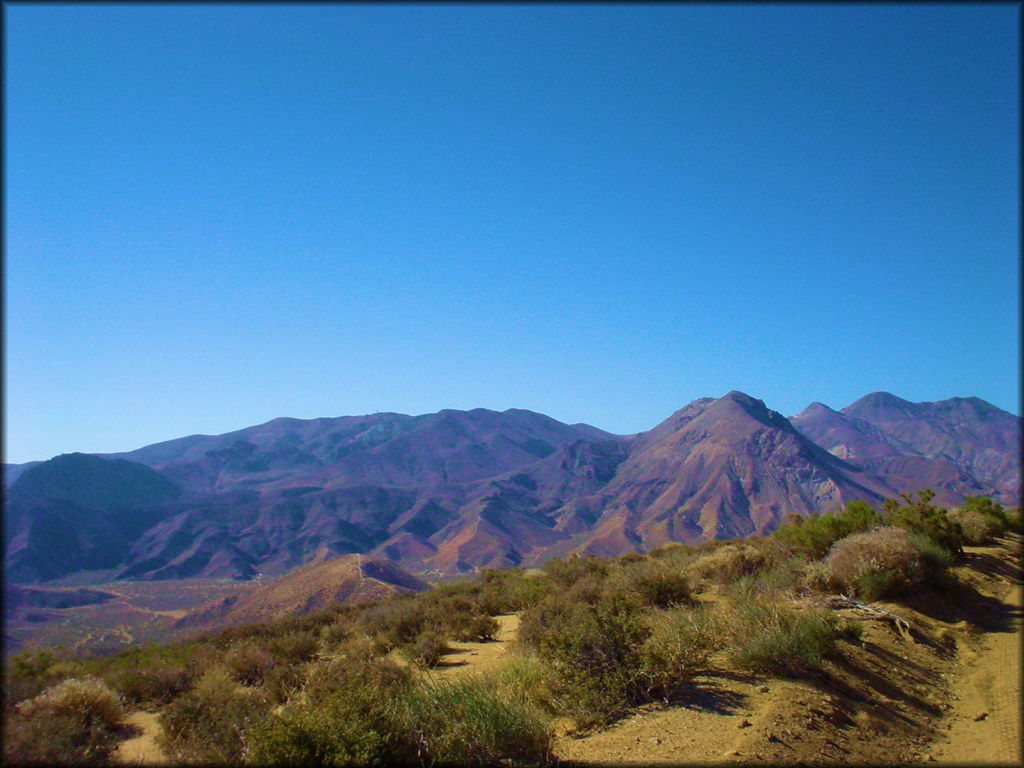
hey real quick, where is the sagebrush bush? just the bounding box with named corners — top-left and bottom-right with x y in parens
top-left (111, 663), bottom-right (194, 707)
top-left (882, 490), bottom-right (964, 556)
top-left (619, 560), bottom-right (694, 608)
top-left (948, 507), bottom-right (998, 545)
top-left (400, 630), bottom-right (450, 669)
top-left (519, 585), bottom-right (649, 726)
top-left (640, 605), bottom-right (719, 699)
top-left (491, 651), bottom-right (560, 715)
top-left (685, 543), bottom-right (767, 585)
top-left (772, 500), bottom-right (881, 558)
top-left (223, 639), bottom-right (277, 686)
top-left (157, 666), bottom-right (271, 763)
top-left (17, 675), bottom-right (124, 727)
top-left (6, 676), bottom-right (126, 764)
top-left (249, 686), bottom-right (414, 766)
top-left (826, 526), bottom-right (923, 600)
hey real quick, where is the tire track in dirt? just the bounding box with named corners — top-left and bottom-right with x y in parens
top-left (933, 580), bottom-right (1022, 765)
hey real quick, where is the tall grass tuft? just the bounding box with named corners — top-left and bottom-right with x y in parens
top-left (403, 677), bottom-right (552, 766)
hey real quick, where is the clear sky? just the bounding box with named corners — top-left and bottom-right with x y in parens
top-left (4, 4), bottom-right (1020, 464)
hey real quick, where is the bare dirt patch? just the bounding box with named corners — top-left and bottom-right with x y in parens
top-left (113, 711), bottom-right (168, 765)
top-left (432, 614), bottom-right (520, 679)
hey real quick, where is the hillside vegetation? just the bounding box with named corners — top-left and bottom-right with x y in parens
top-left (3, 492), bottom-right (1020, 765)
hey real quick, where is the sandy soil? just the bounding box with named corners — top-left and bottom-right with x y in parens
top-left (931, 578), bottom-right (1021, 764)
top-left (113, 711), bottom-right (169, 765)
top-left (432, 613), bottom-right (520, 679)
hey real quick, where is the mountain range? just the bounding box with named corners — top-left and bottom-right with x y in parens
top-left (5, 391), bottom-right (1020, 584)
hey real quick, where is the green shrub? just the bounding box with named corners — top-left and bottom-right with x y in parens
top-left (491, 651), bottom-right (560, 715)
top-left (726, 598), bottom-right (837, 676)
top-left (16, 675), bottom-right (124, 726)
top-left (402, 677), bottom-right (552, 766)
top-left (400, 630), bottom-right (450, 669)
top-left (826, 526), bottom-right (924, 600)
top-left (540, 553), bottom-right (610, 588)
top-left (223, 639), bottom-right (277, 686)
top-left (948, 507), bottom-right (998, 545)
top-left (772, 500), bottom-right (881, 558)
top-left (519, 585), bottom-right (649, 726)
top-left (451, 614), bottom-right (500, 642)
top-left (157, 666), bottom-right (271, 763)
top-left (640, 605), bottom-right (719, 699)
top-left (620, 560), bottom-right (694, 608)
top-left (249, 689), bottom-right (414, 767)
top-left (882, 490), bottom-right (964, 556)
top-left (110, 663), bottom-right (194, 707)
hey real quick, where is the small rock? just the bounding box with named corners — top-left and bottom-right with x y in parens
top-left (722, 750), bottom-right (741, 757)
top-left (648, 737), bottom-right (662, 744)
top-left (738, 718), bottom-right (752, 728)
top-left (974, 712), bottom-right (988, 721)
top-left (757, 684), bottom-right (769, 693)
top-left (926, 755), bottom-right (936, 762)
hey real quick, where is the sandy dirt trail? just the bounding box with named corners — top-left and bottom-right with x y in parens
top-left (432, 613), bottom-right (519, 679)
top-left (113, 711), bottom-right (168, 765)
top-left (933, 579), bottom-right (1022, 765)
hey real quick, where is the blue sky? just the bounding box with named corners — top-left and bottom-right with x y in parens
top-left (4, 4), bottom-right (1020, 464)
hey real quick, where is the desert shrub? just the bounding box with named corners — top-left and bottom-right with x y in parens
top-left (402, 677), bottom-right (552, 766)
top-left (640, 605), bottom-right (719, 699)
top-left (110, 663), bottom-right (194, 707)
top-left (266, 629), bottom-right (320, 664)
top-left (882, 490), bottom-right (964, 556)
top-left (157, 666), bottom-right (271, 763)
top-left (358, 597), bottom-right (434, 651)
top-left (685, 543), bottom-right (767, 585)
top-left (541, 553), bottom-right (610, 588)
top-left (17, 675), bottom-right (124, 726)
top-left (223, 639), bottom-right (277, 686)
top-left (400, 630), bottom-right (451, 669)
top-left (318, 618), bottom-right (353, 649)
top-left (826, 526), bottom-right (924, 600)
top-left (617, 559), bottom-right (694, 608)
top-left (519, 586), bottom-right (649, 726)
top-left (798, 560), bottom-right (833, 593)
top-left (725, 597), bottom-right (837, 676)
top-left (451, 613), bottom-right (500, 642)
top-left (302, 639), bottom-right (412, 703)
top-left (839, 618), bottom-right (866, 642)
top-left (491, 651), bottom-right (560, 714)
top-left (250, 639), bottom-right (419, 766)
top-left (6, 676), bottom-right (126, 764)
top-left (948, 507), bottom-right (998, 545)
top-left (772, 500), bottom-right (881, 558)
top-left (1003, 506), bottom-right (1023, 531)
top-left (249, 688), bottom-right (414, 767)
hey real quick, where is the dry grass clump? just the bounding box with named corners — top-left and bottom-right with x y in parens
top-left (640, 604), bottom-right (720, 699)
top-left (403, 677), bottom-right (552, 766)
top-left (16, 675), bottom-right (124, 725)
top-left (5, 676), bottom-right (126, 764)
top-left (825, 526), bottom-right (923, 600)
top-left (157, 666), bottom-right (271, 763)
top-left (685, 542), bottom-right (767, 586)
top-left (724, 597), bottom-right (837, 676)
